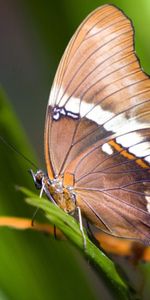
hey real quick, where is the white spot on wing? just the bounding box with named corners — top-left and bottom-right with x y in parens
top-left (129, 142), bottom-right (150, 158)
top-left (145, 190), bottom-right (150, 213)
top-left (146, 197), bottom-right (150, 213)
top-left (48, 85), bottom-right (56, 106)
top-left (104, 113), bottom-right (150, 135)
top-left (80, 101), bottom-right (114, 124)
top-left (53, 112), bottom-right (60, 120)
top-left (142, 182), bottom-right (150, 213)
top-left (49, 86), bottom-right (69, 107)
top-left (57, 89), bottom-right (70, 107)
top-left (145, 156), bottom-right (150, 164)
top-left (116, 132), bottom-right (144, 148)
top-left (65, 97), bottom-right (80, 113)
top-left (80, 101), bottom-right (94, 116)
top-left (102, 143), bottom-right (114, 155)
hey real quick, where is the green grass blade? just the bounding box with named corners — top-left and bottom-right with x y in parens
top-left (20, 186), bottom-right (131, 300)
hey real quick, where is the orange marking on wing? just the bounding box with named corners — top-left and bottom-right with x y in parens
top-left (95, 232), bottom-right (150, 262)
top-left (63, 172), bottom-right (74, 187)
top-left (121, 150), bottom-right (135, 160)
top-left (109, 140), bottom-right (122, 152)
top-left (109, 140), bottom-right (149, 169)
top-left (136, 158), bottom-right (149, 169)
top-left (44, 113), bottom-right (54, 180)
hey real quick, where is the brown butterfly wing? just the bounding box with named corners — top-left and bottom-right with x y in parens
top-left (44, 5), bottom-right (150, 243)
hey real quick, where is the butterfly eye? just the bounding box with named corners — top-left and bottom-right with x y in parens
top-left (30, 169), bottom-right (44, 189)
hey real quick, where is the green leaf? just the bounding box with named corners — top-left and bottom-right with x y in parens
top-left (20, 186), bottom-right (131, 300)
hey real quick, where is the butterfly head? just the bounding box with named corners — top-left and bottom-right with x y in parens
top-left (29, 169), bottom-right (45, 190)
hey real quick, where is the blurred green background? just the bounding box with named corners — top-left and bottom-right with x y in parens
top-left (0, 0), bottom-right (150, 299)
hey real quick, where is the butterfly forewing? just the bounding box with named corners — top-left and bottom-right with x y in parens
top-left (44, 4), bottom-right (150, 243)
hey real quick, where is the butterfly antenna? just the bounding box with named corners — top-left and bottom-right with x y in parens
top-left (0, 135), bottom-right (38, 169)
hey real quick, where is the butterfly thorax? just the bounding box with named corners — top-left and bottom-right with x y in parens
top-left (30, 170), bottom-right (76, 214)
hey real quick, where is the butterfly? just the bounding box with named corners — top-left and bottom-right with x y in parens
top-left (31, 4), bottom-right (150, 246)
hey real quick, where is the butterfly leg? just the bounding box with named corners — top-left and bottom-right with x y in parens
top-left (31, 207), bottom-right (39, 226)
top-left (77, 206), bottom-right (86, 250)
top-left (86, 221), bottom-right (100, 248)
top-left (39, 179), bottom-right (45, 198)
top-left (31, 179), bottom-right (45, 226)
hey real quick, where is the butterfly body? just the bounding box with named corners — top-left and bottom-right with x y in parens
top-left (31, 170), bottom-right (76, 213)
top-left (32, 4), bottom-right (150, 244)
